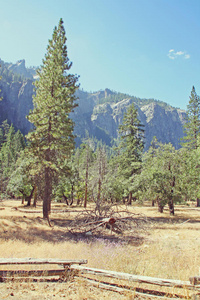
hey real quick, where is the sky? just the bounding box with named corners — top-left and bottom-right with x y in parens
top-left (0, 0), bottom-right (200, 110)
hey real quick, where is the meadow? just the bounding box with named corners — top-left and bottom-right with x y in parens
top-left (0, 199), bottom-right (199, 299)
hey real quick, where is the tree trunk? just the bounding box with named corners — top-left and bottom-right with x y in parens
top-left (84, 152), bottom-right (89, 208)
top-left (127, 192), bottom-right (132, 205)
top-left (62, 193), bottom-right (69, 205)
top-left (96, 150), bottom-right (102, 215)
top-left (196, 198), bottom-right (200, 207)
top-left (43, 167), bottom-right (52, 219)
top-left (26, 197), bottom-right (31, 206)
top-left (157, 198), bottom-right (164, 213)
top-left (168, 200), bottom-right (174, 215)
top-left (33, 185), bottom-right (37, 207)
top-left (77, 197), bottom-right (81, 206)
top-left (96, 177), bottom-right (102, 215)
top-left (158, 204), bottom-right (164, 213)
top-left (69, 184), bottom-right (74, 206)
top-left (152, 200), bottom-right (155, 206)
top-left (20, 188), bottom-right (34, 206)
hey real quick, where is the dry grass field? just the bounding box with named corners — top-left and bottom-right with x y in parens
top-left (0, 199), bottom-right (199, 299)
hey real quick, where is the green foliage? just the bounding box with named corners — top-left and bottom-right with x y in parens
top-left (181, 86), bottom-right (200, 150)
top-left (26, 19), bottom-right (79, 218)
top-left (0, 122), bottom-right (26, 197)
top-left (6, 151), bottom-right (34, 199)
top-left (0, 60), bottom-right (25, 83)
top-left (177, 147), bottom-right (200, 201)
top-left (116, 103), bottom-right (144, 202)
top-left (135, 140), bottom-right (182, 211)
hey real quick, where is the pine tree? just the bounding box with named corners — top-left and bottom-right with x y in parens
top-left (182, 86), bottom-right (200, 150)
top-left (117, 103), bottom-right (144, 204)
top-left (27, 19), bottom-right (79, 219)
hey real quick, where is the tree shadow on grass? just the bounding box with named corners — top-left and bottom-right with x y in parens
top-left (146, 215), bottom-right (200, 230)
top-left (0, 215), bottom-right (146, 246)
top-left (51, 216), bottom-right (146, 246)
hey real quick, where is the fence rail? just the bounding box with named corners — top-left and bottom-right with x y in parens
top-left (0, 258), bottom-right (199, 299)
top-left (71, 265), bottom-right (200, 299)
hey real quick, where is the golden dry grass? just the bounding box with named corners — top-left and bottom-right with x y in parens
top-left (0, 199), bottom-right (199, 299)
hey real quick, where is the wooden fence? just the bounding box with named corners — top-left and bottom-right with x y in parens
top-left (71, 265), bottom-right (200, 299)
top-left (0, 258), bottom-right (200, 299)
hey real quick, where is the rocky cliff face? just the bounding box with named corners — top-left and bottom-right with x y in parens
top-left (7, 60), bottom-right (36, 79)
top-left (81, 95), bottom-right (186, 150)
top-left (141, 103), bottom-right (185, 149)
top-left (0, 65), bottom-right (186, 149)
top-left (0, 79), bottom-right (34, 133)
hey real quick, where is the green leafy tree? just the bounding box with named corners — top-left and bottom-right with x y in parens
top-left (7, 151), bottom-right (34, 204)
top-left (102, 151), bottom-right (124, 204)
top-left (26, 19), bottom-right (79, 219)
top-left (177, 147), bottom-right (200, 206)
top-left (138, 140), bottom-right (181, 214)
top-left (117, 103), bottom-right (144, 204)
top-left (0, 124), bottom-right (26, 196)
top-left (182, 86), bottom-right (200, 150)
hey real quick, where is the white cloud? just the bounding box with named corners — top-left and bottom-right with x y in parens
top-left (167, 49), bottom-right (190, 60)
top-left (184, 54), bottom-right (190, 59)
top-left (176, 51), bottom-right (184, 56)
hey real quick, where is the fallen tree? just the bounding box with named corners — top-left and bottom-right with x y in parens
top-left (68, 205), bottom-right (147, 237)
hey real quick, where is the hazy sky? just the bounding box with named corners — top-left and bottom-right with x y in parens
top-left (0, 0), bottom-right (200, 110)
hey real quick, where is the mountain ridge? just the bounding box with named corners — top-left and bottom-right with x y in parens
top-left (0, 59), bottom-right (186, 150)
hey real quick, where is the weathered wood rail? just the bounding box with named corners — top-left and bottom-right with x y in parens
top-left (71, 265), bottom-right (200, 299)
top-left (0, 258), bottom-right (87, 280)
top-left (1, 258), bottom-right (200, 299)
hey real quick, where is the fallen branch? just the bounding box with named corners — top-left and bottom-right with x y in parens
top-left (69, 207), bottom-right (147, 236)
top-left (177, 219), bottom-right (191, 226)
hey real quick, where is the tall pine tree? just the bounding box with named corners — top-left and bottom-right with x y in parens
top-left (182, 86), bottom-right (200, 150)
top-left (117, 103), bottom-right (144, 204)
top-left (27, 19), bottom-right (79, 220)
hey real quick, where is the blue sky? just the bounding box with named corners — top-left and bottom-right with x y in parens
top-left (0, 0), bottom-right (200, 110)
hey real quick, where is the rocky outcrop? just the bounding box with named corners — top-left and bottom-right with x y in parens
top-left (84, 98), bottom-right (186, 150)
top-left (0, 79), bottom-right (34, 133)
top-left (141, 103), bottom-right (186, 149)
top-left (7, 60), bottom-right (35, 79)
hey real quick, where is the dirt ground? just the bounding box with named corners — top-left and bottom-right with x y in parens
top-left (0, 199), bottom-right (199, 299)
